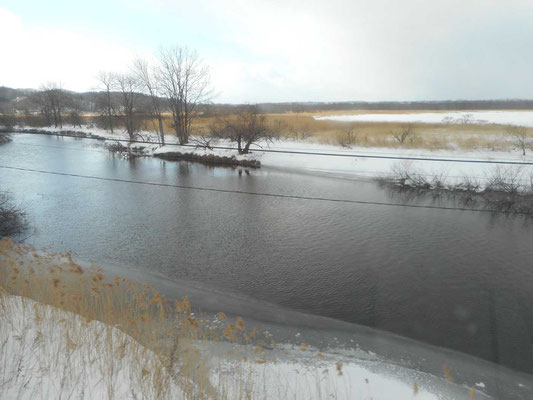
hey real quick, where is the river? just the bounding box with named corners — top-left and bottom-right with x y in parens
top-left (1, 133), bottom-right (533, 375)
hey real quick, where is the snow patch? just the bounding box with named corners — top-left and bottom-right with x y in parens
top-left (315, 111), bottom-right (533, 127)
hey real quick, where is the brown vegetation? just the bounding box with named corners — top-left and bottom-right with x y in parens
top-left (9, 108), bottom-right (533, 152)
top-left (0, 239), bottom-right (274, 398)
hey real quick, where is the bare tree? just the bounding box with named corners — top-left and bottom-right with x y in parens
top-left (506, 126), bottom-right (530, 156)
top-left (96, 71), bottom-right (116, 133)
top-left (29, 91), bottom-right (52, 126)
top-left (391, 125), bottom-right (414, 145)
top-left (64, 93), bottom-right (84, 128)
top-left (40, 82), bottom-right (65, 128)
top-left (212, 105), bottom-right (276, 154)
top-left (156, 46), bottom-right (212, 144)
top-left (133, 58), bottom-right (165, 145)
top-left (113, 73), bottom-right (143, 140)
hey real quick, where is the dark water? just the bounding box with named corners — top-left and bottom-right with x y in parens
top-left (1, 134), bottom-right (533, 374)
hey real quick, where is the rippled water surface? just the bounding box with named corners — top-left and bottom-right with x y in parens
top-left (2, 134), bottom-right (533, 373)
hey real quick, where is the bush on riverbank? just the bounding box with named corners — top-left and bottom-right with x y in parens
top-left (0, 192), bottom-right (28, 239)
top-left (0, 132), bottom-right (12, 144)
top-left (381, 164), bottom-right (533, 215)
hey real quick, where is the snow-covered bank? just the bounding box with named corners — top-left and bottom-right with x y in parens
top-left (315, 110), bottom-right (533, 127)
top-left (11, 126), bottom-right (533, 191)
top-left (154, 136), bottom-right (533, 191)
top-left (0, 294), bottom-right (183, 399)
top-left (1, 294), bottom-right (493, 399)
top-left (2, 240), bottom-right (531, 399)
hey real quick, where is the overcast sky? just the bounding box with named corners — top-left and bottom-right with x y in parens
top-left (1, 0), bottom-right (533, 103)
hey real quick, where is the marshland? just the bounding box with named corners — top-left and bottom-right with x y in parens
top-left (4, 102), bottom-right (533, 400)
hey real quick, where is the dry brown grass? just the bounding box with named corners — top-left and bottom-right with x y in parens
top-left (0, 239), bottom-right (357, 399)
top-left (16, 109), bottom-right (533, 151)
top-left (0, 239), bottom-right (485, 399)
top-left (137, 111), bottom-right (532, 151)
top-left (0, 239), bottom-right (271, 399)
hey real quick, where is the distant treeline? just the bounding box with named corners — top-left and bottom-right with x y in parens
top-left (253, 100), bottom-right (533, 113)
top-left (2, 86), bottom-right (533, 116)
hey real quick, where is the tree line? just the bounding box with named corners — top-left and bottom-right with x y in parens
top-left (0, 45), bottom-right (277, 153)
top-left (91, 46), bottom-right (213, 145)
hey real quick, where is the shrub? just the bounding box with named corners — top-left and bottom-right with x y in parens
top-left (0, 192), bottom-right (27, 239)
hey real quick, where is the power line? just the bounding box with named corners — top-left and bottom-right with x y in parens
top-left (17, 131), bottom-right (533, 166)
top-left (8, 141), bottom-right (499, 182)
top-left (0, 164), bottom-right (530, 216)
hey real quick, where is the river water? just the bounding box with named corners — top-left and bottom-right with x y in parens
top-left (1, 133), bottom-right (533, 375)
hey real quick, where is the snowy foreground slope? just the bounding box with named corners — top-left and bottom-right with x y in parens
top-left (0, 295), bottom-right (494, 400)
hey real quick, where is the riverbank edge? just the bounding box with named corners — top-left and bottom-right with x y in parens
top-left (9, 127), bottom-right (261, 169)
top-left (7, 127), bottom-right (533, 199)
top-left (2, 240), bottom-right (529, 400)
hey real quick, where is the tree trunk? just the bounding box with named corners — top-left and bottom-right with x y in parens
top-left (107, 105), bottom-right (114, 133)
top-left (158, 116), bottom-right (165, 146)
top-left (52, 107), bottom-right (59, 128)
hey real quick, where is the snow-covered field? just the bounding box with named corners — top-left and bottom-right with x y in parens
top-left (315, 111), bottom-right (533, 127)
top-left (12, 125), bottom-right (533, 191)
top-left (1, 294), bottom-right (491, 399)
top-left (153, 135), bottom-right (533, 191)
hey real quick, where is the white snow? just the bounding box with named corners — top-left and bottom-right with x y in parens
top-left (152, 138), bottom-right (533, 190)
top-left (315, 110), bottom-right (533, 127)
top-left (14, 125), bottom-right (533, 190)
top-left (1, 294), bottom-right (487, 399)
top-left (253, 141), bottom-right (533, 189)
top-left (0, 295), bottom-right (183, 400)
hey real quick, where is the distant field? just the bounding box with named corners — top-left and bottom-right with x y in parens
top-left (15, 109), bottom-right (533, 151)
top-left (170, 110), bottom-right (530, 151)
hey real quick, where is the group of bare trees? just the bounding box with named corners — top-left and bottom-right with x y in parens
top-left (26, 83), bottom-right (86, 129)
top-left (95, 71), bottom-right (146, 140)
top-left (155, 47), bottom-right (212, 145)
top-left (133, 59), bottom-right (165, 145)
top-left (94, 46), bottom-right (213, 144)
top-left (31, 83), bottom-right (67, 128)
top-left (21, 45), bottom-right (278, 152)
top-left (95, 72), bottom-right (116, 134)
